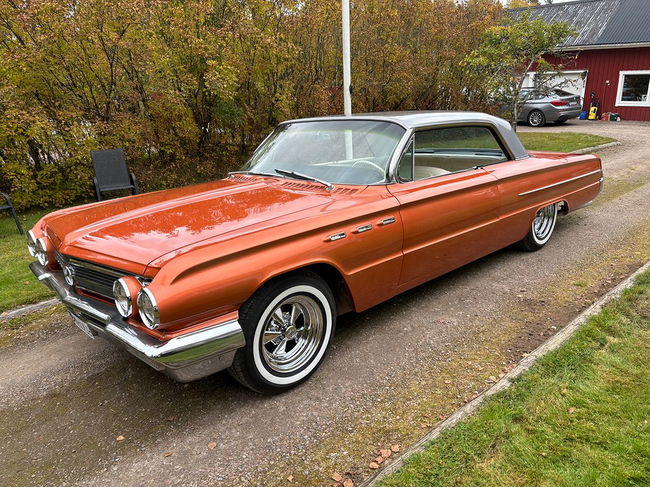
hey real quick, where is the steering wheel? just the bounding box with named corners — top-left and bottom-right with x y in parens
top-left (351, 160), bottom-right (386, 179)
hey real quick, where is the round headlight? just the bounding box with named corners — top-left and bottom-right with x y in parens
top-left (137, 288), bottom-right (159, 329)
top-left (113, 278), bottom-right (132, 318)
top-left (36, 238), bottom-right (49, 266)
top-left (26, 231), bottom-right (38, 257)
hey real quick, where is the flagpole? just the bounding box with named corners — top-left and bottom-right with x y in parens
top-left (342, 0), bottom-right (352, 116)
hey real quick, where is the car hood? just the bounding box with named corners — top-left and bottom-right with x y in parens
top-left (46, 178), bottom-right (334, 275)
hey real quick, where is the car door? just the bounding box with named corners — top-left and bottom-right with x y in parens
top-left (387, 125), bottom-right (507, 290)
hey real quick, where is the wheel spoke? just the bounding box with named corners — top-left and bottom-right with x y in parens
top-left (289, 304), bottom-right (303, 327)
top-left (273, 338), bottom-right (288, 355)
top-left (272, 308), bottom-right (285, 326)
top-left (263, 329), bottom-right (282, 344)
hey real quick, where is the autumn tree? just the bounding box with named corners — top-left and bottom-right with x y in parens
top-left (465, 12), bottom-right (576, 130)
top-left (0, 0), bottom-right (504, 210)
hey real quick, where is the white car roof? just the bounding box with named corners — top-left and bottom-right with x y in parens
top-left (281, 111), bottom-right (529, 160)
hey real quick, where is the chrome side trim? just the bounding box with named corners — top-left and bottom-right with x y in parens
top-left (518, 170), bottom-right (602, 197)
top-left (379, 216), bottom-right (396, 226)
top-left (30, 262), bottom-right (245, 382)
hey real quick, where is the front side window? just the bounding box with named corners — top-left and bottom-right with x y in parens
top-left (242, 120), bottom-right (406, 185)
top-left (617, 71), bottom-right (650, 106)
top-left (398, 125), bottom-right (508, 181)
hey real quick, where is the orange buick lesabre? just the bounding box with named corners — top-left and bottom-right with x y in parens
top-left (28, 112), bottom-right (603, 393)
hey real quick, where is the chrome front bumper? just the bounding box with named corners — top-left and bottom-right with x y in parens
top-left (30, 262), bottom-right (245, 382)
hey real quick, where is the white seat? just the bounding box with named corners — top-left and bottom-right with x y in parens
top-left (414, 166), bottom-right (451, 179)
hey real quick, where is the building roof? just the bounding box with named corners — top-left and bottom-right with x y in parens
top-left (511, 0), bottom-right (650, 49)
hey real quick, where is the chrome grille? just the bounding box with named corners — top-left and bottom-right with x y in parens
top-left (56, 252), bottom-right (125, 300)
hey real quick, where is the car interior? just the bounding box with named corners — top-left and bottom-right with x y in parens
top-left (399, 125), bottom-right (509, 181)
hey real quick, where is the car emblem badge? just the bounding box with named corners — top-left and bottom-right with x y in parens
top-left (63, 265), bottom-right (75, 286)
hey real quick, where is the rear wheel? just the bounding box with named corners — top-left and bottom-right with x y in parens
top-left (229, 271), bottom-right (335, 394)
top-left (527, 110), bottom-right (546, 127)
top-left (518, 203), bottom-right (558, 251)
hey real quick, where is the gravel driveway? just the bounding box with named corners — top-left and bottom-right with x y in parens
top-left (1, 120), bottom-right (649, 487)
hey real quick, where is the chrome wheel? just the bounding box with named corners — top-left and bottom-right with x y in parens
top-left (230, 273), bottom-right (335, 393)
top-left (259, 295), bottom-right (325, 374)
top-left (532, 204), bottom-right (557, 245)
top-left (528, 110), bottom-right (545, 127)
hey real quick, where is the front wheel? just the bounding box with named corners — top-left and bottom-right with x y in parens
top-left (518, 203), bottom-right (558, 251)
top-left (527, 109), bottom-right (546, 127)
top-left (229, 271), bottom-right (335, 394)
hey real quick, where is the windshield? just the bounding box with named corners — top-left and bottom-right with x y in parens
top-left (240, 120), bottom-right (406, 185)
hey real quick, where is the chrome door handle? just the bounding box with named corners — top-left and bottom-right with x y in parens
top-left (353, 224), bottom-right (373, 233)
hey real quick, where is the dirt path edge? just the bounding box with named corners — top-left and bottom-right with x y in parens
top-left (362, 258), bottom-right (650, 487)
top-left (0, 298), bottom-right (58, 322)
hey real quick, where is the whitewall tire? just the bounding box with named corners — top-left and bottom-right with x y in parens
top-left (229, 271), bottom-right (335, 394)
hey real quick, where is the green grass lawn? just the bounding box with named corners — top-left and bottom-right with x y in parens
top-left (519, 132), bottom-right (615, 153)
top-left (0, 209), bottom-right (54, 312)
top-left (379, 269), bottom-right (650, 487)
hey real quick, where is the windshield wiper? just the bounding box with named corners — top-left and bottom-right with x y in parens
top-left (274, 169), bottom-right (334, 190)
top-left (228, 170), bottom-right (278, 178)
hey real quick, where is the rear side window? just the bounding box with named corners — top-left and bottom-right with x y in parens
top-left (398, 126), bottom-right (508, 181)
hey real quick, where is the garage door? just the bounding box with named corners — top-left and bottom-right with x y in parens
top-left (523, 70), bottom-right (588, 100)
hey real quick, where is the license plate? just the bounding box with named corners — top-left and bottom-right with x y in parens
top-left (70, 312), bottom-right (96, 339)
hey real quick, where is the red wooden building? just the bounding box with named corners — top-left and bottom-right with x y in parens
top-left (514, 0), bottom-right (650, 121)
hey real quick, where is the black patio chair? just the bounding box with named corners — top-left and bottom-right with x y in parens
top-left (0, 191), bottom-right (23, 235)
top-left (91, 148), bottom-right (139, 201)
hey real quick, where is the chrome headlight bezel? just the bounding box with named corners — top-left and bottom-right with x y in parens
top-left (26, 230), bottom-right (38, 257)
top-left (137, 288), bottom-right (160, 329)
top-left (36, 238), bottom-right (49, 266)
top-left (113, 278), bottom-right (133, 318)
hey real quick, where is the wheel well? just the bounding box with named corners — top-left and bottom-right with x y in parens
top-left (302, 264), bottom-right (355, 315)
top-left (269, 263), bottom-right (355, 315)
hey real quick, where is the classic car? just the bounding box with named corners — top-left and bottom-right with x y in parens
top-left (28, 111), bottom-right (603, 394)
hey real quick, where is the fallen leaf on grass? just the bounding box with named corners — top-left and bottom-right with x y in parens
top-left (568, 407), bottom-right (576, 414)
top-left (375, 456), bottom-right (384, 464)
top-left (163, 452), bottom-right (173, 457)
top-left (390, 444), bottom-right (400, 453)
top-left (332, 473), bottom-right (343, 482)
top-left (116, 435), bottom-right (125, 441)
top-left (369, 462), bottom-right (380, 469)
top-left (287, 474), bottom-right (293, 481)
top-left (343, 479), bottom-right (354, 487)
top-left (208, 441), bottom-right (217, 450)
top-left (379, 449), bottom-right (391, 459)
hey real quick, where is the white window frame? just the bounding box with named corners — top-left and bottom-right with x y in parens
top-left (616, 70), bottom-right (650, 107)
